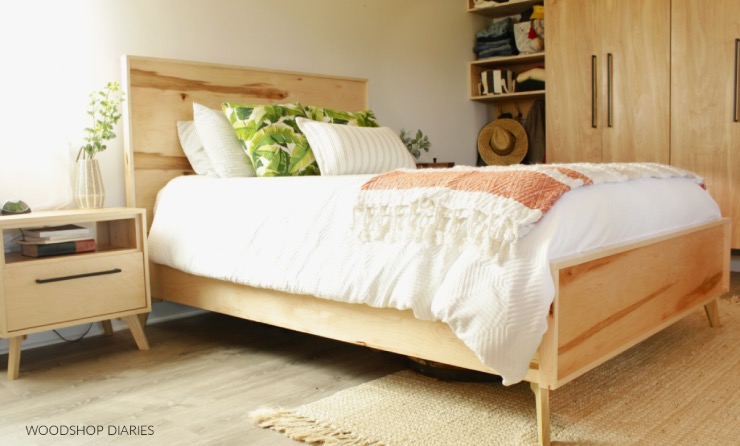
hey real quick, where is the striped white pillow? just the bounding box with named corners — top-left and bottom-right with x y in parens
top-left (296, 117), bottom-right (416, 175)
top-left (193, 103), bottom-right (256, 178)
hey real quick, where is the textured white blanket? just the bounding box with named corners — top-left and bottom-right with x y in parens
top-left (355, 163), bottom-right (704, 261)
top-left (147, 169), bottom-right (719, 385)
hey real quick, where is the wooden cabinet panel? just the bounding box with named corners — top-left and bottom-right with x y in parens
top-left (671, 0), bottom-right (740, 247)
top-left (545, 0), bottom-right (670, 164)
top-left (601, 0), bottom-right (670, 163)
top-left (545, 0), bottom-right (602, 163)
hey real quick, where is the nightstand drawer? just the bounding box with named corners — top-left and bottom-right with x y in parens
top-left (3, 252), bottom-right (147, 331)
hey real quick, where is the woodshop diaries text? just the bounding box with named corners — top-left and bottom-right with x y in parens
top-left (25, 425), bottom-right (155, 436)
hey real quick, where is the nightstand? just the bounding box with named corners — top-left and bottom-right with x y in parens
top-left (0, 208), bottom-right (151, 379)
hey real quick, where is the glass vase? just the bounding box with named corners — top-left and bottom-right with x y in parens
top-left (74, 159), bottom-right (105, 208)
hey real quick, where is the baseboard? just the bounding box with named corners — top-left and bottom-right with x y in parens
top-left (0, 301), bottom-right (205, 355)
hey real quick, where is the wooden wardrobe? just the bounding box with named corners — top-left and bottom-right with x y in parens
top-left (546, 0), bottom-right (740, 248)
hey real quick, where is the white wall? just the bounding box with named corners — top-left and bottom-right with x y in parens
top-left (1, 0), bottom-right (488, 208)
top-left (0, 0), bottom-right (489, 353)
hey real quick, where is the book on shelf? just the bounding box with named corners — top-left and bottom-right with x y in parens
top-left (19, 235), bottom-right (95, 244)
top-left (21, 239), bottom-right (97, 258)
top-left (480, 69), bottom-right (516, 95)
top-left (481, 70), bottom-right (492, 95)
top-left (21, 224), bottom-right (92, 239)
top-left (504, 70), bottom-right (515, 93)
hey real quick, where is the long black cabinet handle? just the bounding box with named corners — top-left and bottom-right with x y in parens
top-left (734, 38), bottom-right (739, 122)
top-left (36, 268), bottom-right (122, 284)
top-left (592, 55), bottom-right (598, 128)
top-left (607, 53), bottom-right (613, 128)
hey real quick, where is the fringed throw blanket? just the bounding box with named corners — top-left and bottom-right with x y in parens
top-left (355, 162), bottom-right (704, 260)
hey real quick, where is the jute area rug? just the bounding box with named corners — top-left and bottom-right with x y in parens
top-left (251, 299), bottom-right (740, 445)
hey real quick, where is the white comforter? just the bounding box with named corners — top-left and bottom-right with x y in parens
top-left (147, 173), bottom-right (721, 384)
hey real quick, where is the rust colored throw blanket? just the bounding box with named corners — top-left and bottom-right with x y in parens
top-left (355, 163), bottom-right (703, 260)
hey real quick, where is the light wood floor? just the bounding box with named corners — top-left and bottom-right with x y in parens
top-left (0, 313), bottom-right (406, 445)
top-left (2, 272), bottom-right (739, 445)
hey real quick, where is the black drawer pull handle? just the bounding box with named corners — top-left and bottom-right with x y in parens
top-left (591, 54), bottom-right (598, 128)
top-left (734, 38), bottom-right (739, 122)
top-left (36, 268), bottom-right (122, 284)
top-left (607, 52), bottom-right (613, 128)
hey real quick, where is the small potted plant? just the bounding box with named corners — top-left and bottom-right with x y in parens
top-left (400, 129), bottom-right (431, 159)
top-left (74, 82), bottom-right (125, 208)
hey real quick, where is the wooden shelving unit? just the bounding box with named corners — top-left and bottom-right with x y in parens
top-left (467, 1), bottom-right (545, 105)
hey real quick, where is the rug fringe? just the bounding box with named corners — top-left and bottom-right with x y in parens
top-left (250, 407), bottom-right (385, 446)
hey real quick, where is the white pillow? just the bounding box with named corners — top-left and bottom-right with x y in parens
top-left (192, 103), bottom-right (256, 177)
top-left (295, 117), bottom-right (416, 175)
top-left (176, 121), bottom-right (217, 176)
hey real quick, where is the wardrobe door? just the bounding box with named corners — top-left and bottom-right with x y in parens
top-left (672, 0), bottom-right (740, 247)
top-left (601, 0), bottom-right (670, 163)
top-left (545, 0), bottom-right (603, 163)
top-left (546, 0), bottom-right (670, 164)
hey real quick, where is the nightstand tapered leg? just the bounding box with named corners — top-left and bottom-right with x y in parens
top-left (122, 314), bottom-right (149, 350)
top-left (100, 320), bottom-right (114, 336)
top-left (137, 312), bottom-right (149, 328)
top-left (8, 336), bottom-right (23, 380)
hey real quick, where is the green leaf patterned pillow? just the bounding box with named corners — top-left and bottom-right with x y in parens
top-left (304, 105), bottom-right (379, 127)
top-left (222, 102), bottom-right (319, 177)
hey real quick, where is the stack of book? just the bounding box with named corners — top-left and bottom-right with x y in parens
top-left (479, 69), bottom-right (516, 96)
top-left (19, 224), bottom-right (96, 258)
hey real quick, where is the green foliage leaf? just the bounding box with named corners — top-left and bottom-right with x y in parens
top-left (78, 82), bottom-right (125, 160)
top-left (304, 106), bottom-right (379, 128)
top-left (400, 128), bottom-right (431, 159)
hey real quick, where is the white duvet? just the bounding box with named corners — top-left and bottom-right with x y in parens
top-left (147, 173), bottom-right (721, 384)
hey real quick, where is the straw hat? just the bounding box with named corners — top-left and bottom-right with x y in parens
top-left (477, 119), bottom-right (528, 166)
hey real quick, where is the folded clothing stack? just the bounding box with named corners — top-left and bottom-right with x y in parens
top-left (515, 67), bottom-right (545, 92)
top-left (474, 17), bottom-right (518, 59)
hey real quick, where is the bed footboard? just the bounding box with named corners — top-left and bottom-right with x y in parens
top-left (541, 218), bottom-right (729, 390)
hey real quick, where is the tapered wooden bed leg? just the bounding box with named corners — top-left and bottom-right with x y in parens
top-left (530, 381), bottom-right (551, 446)
top-left (704, 299), bottom-right (721, 327)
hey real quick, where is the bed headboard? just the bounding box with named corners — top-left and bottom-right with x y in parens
top-left (121, 55), bottom-right (370, 225)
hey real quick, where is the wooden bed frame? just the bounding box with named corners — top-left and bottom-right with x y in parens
top-left (121, 55), bottom-right (730, 445)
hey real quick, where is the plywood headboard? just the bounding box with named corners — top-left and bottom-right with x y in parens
top-left (121, 55), bottom-right (369, 225)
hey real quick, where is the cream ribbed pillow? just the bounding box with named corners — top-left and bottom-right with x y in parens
top-left (193, 103), bottom-right (256, 177)
top-left (296, 117), bottom-right (415, 176)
